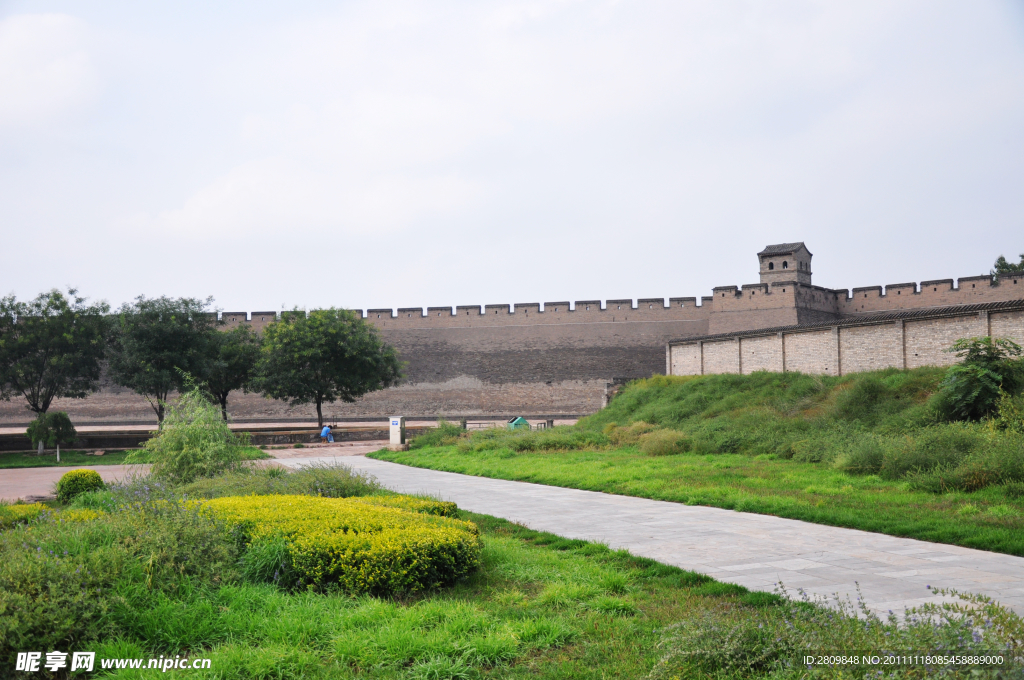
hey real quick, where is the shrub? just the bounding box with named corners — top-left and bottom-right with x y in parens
top-left (638, 430), bottom-right (691, 456)
top-left (129, 384), bottom-right (248, 485)
top-left (55, 469), bottom-right (105, 504)
top-left (995, 391), bottom-right (1024, 434)
top-left (354, 495), bottom-right (459, 517)
top-left (25, 411), bottom-right (77, 451)
top-left (0, 503), bottom-right (47, 530)
top-left (410, 420), bottom-right (465, 449)
top-left (458, 426), bottom-right (608, 453)
top-left (203, 495), bottom-right (481, 595)
top-left (906, 435), bottom-right (1024, 492)
top-left (0, 494), bottom-right (238, 660)
top-left (837, 436), bottom-right (887, 474)
top-left (831, 375), bottom-right (891, 425)
top-left (605, 421), bottom-right (657, 447)
top-left (880, 426), bottom-right (980, 480)
top-left (937, 337), bottom-right (1024, 421)
top-left (180, 461), bottom-right (382, 499)
top-left (649, 587), bottom-right (1024, 680)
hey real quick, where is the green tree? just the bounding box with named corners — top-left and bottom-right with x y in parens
top-left (106, 296), bottom-right (219, 423)
top-left (0, 289), bottom-right (109, 415)
top-left (128, 379), bottom-right (246, 484)
top-left (26, 411), bottom-right (78, 455)
top-left (207, 324), bottom-right (261, 421)
top-left (992, 252), bottom-right (1024, 279)
top-left (938, 337), bottom-right (1024, 421)
top-left (255, 308), bottom-right (402, 426)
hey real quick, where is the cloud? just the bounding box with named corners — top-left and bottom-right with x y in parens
top-left (129, 157), bottom-right (481, 239)
top-left (0, 13), bottom-right (97, 129)
top-left (2, 0), bottom-right (1023, 310)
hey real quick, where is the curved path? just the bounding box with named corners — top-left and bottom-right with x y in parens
top-left (279, 455), bottom-right (1024, 616)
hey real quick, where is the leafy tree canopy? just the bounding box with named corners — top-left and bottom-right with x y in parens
top-left (106, 295), bottom-right (218, 423)
top-left (939, 337), bottom-right (1024, 421)
top-left (207, 324), bottom-right (262, 420)
top-left (0, 288), bottom-right (109, 414)
top-left (992, 253), bottom-right (1024, 277)
top-left (255, 308), bottom-right (402, 426)
top-left (127, 377), bottom-right (247, 484)
top-left (26, 411), bottom-right (78, 450)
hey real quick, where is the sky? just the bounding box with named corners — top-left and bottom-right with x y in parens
top-left (1, 0), bottom-right (1023, 315)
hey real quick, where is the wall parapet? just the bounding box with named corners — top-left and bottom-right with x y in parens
top-left (668, 299), bottom-right (1024, 346)
top-left (667, 298), bottom-right (1024, 379)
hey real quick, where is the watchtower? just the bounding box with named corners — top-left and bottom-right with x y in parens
top-left (758, 242), bottom-right (812, 285)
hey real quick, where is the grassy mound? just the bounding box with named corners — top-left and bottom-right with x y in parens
top-left (415, 369), bottom-right (1024, 492)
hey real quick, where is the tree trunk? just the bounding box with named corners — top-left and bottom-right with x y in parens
top-left (37, 440), bottom-right (44, 455)
top-left (316, 399), bottom-right (323, 427)
top-left (220, 395), bottom-right (229, 421)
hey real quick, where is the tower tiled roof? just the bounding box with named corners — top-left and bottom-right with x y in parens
top-left (758, 242), bottom-right (811, 257)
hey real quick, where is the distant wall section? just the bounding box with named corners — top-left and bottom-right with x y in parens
top-left (668, 304), bottom-right (1024, 377)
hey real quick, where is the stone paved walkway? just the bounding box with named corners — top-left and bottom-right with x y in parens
top-left (278, 455), bottom-right (1024, 616)
top-left (0, 464), bottom-right (151, 502)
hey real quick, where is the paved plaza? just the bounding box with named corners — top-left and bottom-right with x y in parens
top-left (279, 455), bottom-right (1024, 616)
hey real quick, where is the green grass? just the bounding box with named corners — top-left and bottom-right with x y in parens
top-left (7, 506), bottom-right (1021, 679)
top-left (374, 447), bottom-right (1024, 556)
top-left (3, 462), bottom-right (1020, 678)
top-left (372, 368), bottom-right (1024, 556)
top-left (0, 449), bottom-right (135, 468)
top-left (0, 446), bottom-right (270, 470)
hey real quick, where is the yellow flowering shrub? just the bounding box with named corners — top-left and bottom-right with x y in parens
top-left (55, 469), bottom-right (105, 504)
top-left (351, 495), bottom-right (459, 517)
top-left (203, 495), bottom-right (480, 595)
top-left (58, 508), bottom-right (105, 523)
top-left (0, 503), bottom-right (48, 530)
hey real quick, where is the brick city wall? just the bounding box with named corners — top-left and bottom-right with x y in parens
top-left (4, 264), bottom-right (1022, 424)
top-left (668, 305), bottom-right (1024, 377)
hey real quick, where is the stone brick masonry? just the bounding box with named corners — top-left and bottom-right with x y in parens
top-left (669, 305), bottom-right (1024, 377)
top-left (3, 244), bottom-right (1023, 424)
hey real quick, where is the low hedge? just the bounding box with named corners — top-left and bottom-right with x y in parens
top-left (0, 503), bottom-right (47, 530)
top-left (203, 495), bottom-right (480, 595)
top-left (55, 469), bottom-right (105, 504)
top-left (354, 495), bottom-right (459, 517)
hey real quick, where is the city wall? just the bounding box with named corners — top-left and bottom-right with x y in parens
top-left (669, 301), bottom-right (1024, 377)
top-left (2, 245), bottom-right (1022, 424)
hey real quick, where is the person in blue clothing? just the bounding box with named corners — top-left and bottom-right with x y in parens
top-left (320, 424), bottom-right (334, 443)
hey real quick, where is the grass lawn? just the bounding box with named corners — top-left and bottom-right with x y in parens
top-left (4, 463), bottom-right (1018, 678)
top-left (0, 446), bottom-right (270, 469)
top-left (372, 446), bottom-right (1024, 557)
top-left (87, 513), bottom-right (775, 679)
top-left (0, 449), bottom-right (136, 468)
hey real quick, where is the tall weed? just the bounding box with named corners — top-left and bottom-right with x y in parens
top-left (180, 461), bottom-right (383, 499)
top-left (649, 586), bottom-right (1023, 679)
top-left (410, 420), bottom-right (466, 449)
top-left (128, 385), bottom-right (249, 485)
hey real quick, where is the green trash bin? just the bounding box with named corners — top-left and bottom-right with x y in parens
top-left (507, 416), bottom-right (531, 430)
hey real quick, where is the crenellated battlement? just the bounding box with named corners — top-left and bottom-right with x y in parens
top-left (213, 246), bottom-right (1024, 338)
top-left (832, 273), bottom-right (1023, 315)
top-left (359, 297), bottom-right (712, 330)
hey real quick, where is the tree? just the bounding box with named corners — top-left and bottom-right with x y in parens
top-left (0, 289), bottom-right (109, 415)
top-left (254, 308), bottom-right (402, 426)
top-left (127, 380), bottom-right (246, 484)
top-left (106, 295), bottom-right (219, 423)
top-left (938, 337), bottom-right (1024, 421)
top-left (207, 324), bottom-right (261, 420)
top-left (26, 411), bottom-right (78, 456)
top-left (992, 253), bottom-right (1024, 279)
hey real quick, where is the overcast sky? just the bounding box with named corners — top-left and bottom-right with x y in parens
top-left (2, 0), bottom-right (1023, 314)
